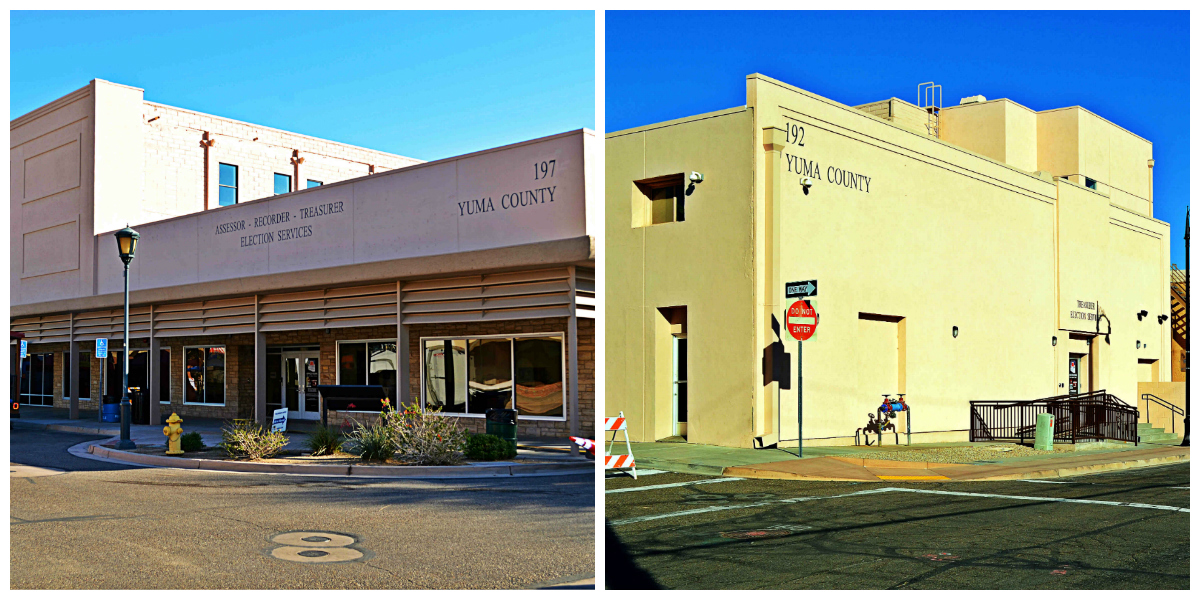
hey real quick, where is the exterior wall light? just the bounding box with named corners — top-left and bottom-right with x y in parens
top-left (1052, 336), bottom-right (1057, 347)
top-left (1137, 340), bottom-right (1142, 349)
top-left (1159, 314), bottom-right (1169, 325)
top-left (1137, 310), bottom-right (1149, 321)
top-left (952, 326), bottom-right (959, 338)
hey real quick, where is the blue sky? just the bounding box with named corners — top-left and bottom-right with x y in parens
top-left (11, 11), bottom-right (595, 161)
top-left (607, 11), bottom-right (1190, 266)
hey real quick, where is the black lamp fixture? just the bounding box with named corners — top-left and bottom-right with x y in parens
top-left (115, 226), bottom-right (140, 265)
top-left (1137, 309), bottom-right (1149, 321)
top-left (952, 326), bottom-right (959, 338)
top-left (1052, 336), bottom-right (1058, 347)
top-left (1158, 314), bottom-right (1170, 325)
top-left (113, 225), bottom-right (139, 450)
top-left (1136, 340), bottom-right (1142, 349)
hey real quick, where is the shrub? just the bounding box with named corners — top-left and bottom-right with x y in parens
top-left (344, 418), bottom-right (396, 461)
top-left (389, 404), bottom-right (468, 465)
top-left (464, 433), bottom-right (516, 461)
top-left (306, 424), bottom-right (344, 456)
top-left (219, 419), bottom-right (288, 460)
top-left (180, 431), bottom-right (204, 452)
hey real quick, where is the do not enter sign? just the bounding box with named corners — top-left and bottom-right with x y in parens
top-left (787, 299), bottom-right (818, 341)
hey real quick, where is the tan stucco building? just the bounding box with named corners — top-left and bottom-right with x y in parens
top-left (607, 74), bottom-right (1174, 448)
top-left (12, 79), bottom-right (597, 438)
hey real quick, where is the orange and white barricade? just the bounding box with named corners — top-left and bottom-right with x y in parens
top-left (569, 436), bottom-right (596, 456)
top-left (604, 411), bottom-right (637, 479)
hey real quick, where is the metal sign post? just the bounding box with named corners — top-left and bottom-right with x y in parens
top-left (784, 284), bottom-right (817, 458)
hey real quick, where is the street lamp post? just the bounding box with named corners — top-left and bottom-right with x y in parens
top-left (115, 226), bottom-right (140, 450)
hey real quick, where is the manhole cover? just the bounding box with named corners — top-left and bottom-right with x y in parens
top-left (268, 531), bottom-right (366, 563)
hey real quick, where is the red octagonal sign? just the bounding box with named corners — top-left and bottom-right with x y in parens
top-left (787, 299), bottom-right (818, 341)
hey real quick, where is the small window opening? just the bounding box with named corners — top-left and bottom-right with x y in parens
top-left (635, 174), bottom-right (686, 226)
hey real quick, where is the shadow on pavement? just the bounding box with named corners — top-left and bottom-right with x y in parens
top-left (605, 521), bottom-right (663, 589)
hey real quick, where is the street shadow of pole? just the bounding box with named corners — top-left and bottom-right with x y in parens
top-left (606, 521), bottom-right (663, 590)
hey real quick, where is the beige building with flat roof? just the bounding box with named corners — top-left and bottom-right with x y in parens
top-left (13, 79), bottom-right (597, 438)
top-left (607, 73), bottom-right (1175, 448)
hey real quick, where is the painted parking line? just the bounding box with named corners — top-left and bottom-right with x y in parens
top-left (609, 486), bottom-right (1190, 527)
top-left (1015, 479), bottom-right (1077, 484)
top-left (606, 477), bottom-right (746, 494)
top-left (609, 488), bottom-right (893, 526)
top-left (885, 488), bottom-right (1190, 512)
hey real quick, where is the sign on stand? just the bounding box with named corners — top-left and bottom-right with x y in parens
top-left (96, 338), bottom-right (109, 359)
top-left (271, 408), bottom-right (289, 433)
top-left (783, 281), bottom-right (818, 459)
top-left (19, 340), bottom-right (28, 358)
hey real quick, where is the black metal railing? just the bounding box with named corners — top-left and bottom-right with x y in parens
top-left (970, 390), bottom-right (1138, 445)
top-left (1140, 393), bottom-right (1185, 434)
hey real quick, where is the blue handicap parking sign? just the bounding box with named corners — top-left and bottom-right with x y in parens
top-left (96, 338), bottom-right (109, 358)
top-left (19, 340), bottom-right (28, 358)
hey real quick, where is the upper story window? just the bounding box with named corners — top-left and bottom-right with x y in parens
top-left (274, 173), bottom-right (292, 195)
top-left (1085, 177), bottom-right (1098, 190)
top-left (307, 179), bottom-right (323, 188)
top-left (634, 174), bottom-right (686, 226)
top-left (218, 163), bottom-right (239, 206)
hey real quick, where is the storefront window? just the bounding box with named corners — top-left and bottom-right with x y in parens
top-left (159, 349), bottom-right (171, 404)
top-left (338, 340), bottom-right (399, 408)
top-left (62, 351), bottom-right (92, 400)
top-left (469, 338), bottom-right (512, 413)
top-left (185, 346), bottom-right (225, 405)
top-left (19, 353), bottom-right (54, 406)
top-left (424, 340), bottom-right (467, 413)
top-left (514, 337), bottom-right (564, 417)
top-left (422, 335), bottom-right (564, 419)
top-left (101, 349), bottom-right (169, 402)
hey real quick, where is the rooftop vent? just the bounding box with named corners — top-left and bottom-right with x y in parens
top-left (959, 95), bottom-right (987, 105)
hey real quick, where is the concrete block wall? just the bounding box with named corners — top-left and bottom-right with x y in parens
top-left (141, 102), bottom-right (422, 223)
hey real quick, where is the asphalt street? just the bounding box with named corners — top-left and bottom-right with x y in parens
top-left (605, 463), bottom-right (1190, 589)
top-left (10, 428), bottom-right (595, 589)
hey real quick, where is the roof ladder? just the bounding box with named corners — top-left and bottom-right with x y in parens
top-left (918, 82), bottom-right (942, 138)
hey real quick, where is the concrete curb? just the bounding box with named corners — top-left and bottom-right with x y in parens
top-left (635, 458), bottom-right (728, 477)
top-left (719, 451), bottom-right (1189, 482)
top-left (13, 420), bottom-right (121, 436)
top-left (961, 452), bottom-right (1190, 481)
top-left (87, 445), bottom-right (595, 478)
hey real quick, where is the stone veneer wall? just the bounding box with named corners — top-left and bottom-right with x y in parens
top-left (27, 317), bottom-right (595, 442)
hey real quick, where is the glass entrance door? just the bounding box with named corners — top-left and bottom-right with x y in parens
top-left (283, 352), bottom-right (320, 420)
top-left (673, 336), bottom-right (687, 438)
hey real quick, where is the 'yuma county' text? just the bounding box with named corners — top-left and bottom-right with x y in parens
top-left (459, 186), bottom-right (556, 216)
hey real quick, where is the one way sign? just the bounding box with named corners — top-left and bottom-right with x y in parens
top-left (786, 280), bottom-right (817, 298)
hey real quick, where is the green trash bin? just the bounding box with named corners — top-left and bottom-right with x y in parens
top-left (485, 408), bottom-right (518, 452)
top-left (1034, 413), bottom-right (1055, 451)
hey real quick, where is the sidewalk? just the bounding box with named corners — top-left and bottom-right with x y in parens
top-left (12, 408), bottom-right (584, 462)
top-left (623, 440), bottom-right (1190, 481)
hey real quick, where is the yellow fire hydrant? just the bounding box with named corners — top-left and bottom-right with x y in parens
top-left (164, 413), bottom-right (184, 455)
